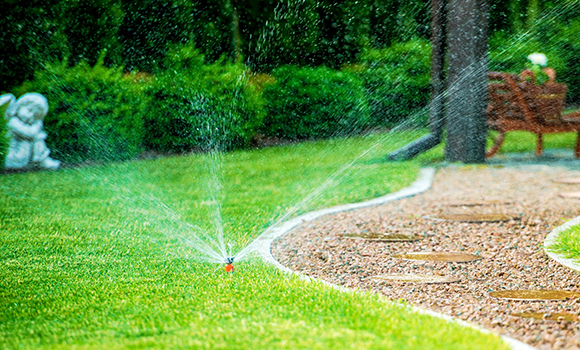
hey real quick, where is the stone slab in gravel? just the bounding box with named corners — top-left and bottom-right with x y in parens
top-left (273, 163), bottom-right (580, 350)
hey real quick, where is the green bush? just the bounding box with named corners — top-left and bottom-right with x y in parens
top-left (261, 65), bottom-right (370, 140)
top-left (307, 0), bottom-right (371, 69)
top-left (0, 101), bottom-right (9, 167)
top-left (554, 20), bottom-right (580, 105)
top-left (144, 46), bottom-right (265, 152)
top-left (15, 57), bottom-right (148, 164)
top-left (353, 39), bottom-right (431, 127)
top-left (370, 0), bottom-right (430, 48)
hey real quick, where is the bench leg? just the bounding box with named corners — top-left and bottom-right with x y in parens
top-left (536, 133), bottom-right (543, 156)
top-left (485, 131), bottom-right (505, 158)
top-left (576, 131), bottom-right (580, 158)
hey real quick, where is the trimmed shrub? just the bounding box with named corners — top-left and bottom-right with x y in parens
top-left (353, 39), bottom-right (431, 127)
top-left (144, 46), bottom-right (265, 152)
top-left (261, 65), bottom-right (370, 140)
top-left (0, 101), bottom-right (9, 167)
top-left (15, 58), bottom-right (148, 164)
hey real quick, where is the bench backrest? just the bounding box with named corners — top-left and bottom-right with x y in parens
top-left (487, 70), bottom-right (567, 125)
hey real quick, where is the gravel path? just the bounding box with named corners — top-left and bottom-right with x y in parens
top-left (273, 162), bottom-right (580, 350)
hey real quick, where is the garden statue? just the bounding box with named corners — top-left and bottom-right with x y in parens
top-left (1, 93), bottom-right (60, 170)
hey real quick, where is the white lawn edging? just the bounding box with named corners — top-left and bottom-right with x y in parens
top-left (254, 167), bottom-right (535, 350)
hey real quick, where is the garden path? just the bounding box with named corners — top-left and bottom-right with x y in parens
top-left (273, 154), bottom-right (580, 350)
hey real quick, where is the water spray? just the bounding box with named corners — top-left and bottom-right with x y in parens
top-left (224, 256), bottom-right (235, 272)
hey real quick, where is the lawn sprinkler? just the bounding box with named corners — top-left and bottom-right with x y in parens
top-left (224, 257), bottom-right (235, 272)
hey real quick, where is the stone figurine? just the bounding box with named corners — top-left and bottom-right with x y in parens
top-left (1, 93), bottom-right (60, 170)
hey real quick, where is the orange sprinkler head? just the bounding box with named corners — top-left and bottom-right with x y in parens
top-left (225, 263), bottom-right (234, 272)
top-left (224, 257), bottom-right (235, 272)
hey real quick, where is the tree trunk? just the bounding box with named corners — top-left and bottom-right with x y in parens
top-left (445, 0), bottom-right (489, 163)
top-left (227, 0), bottom-right (242, 61)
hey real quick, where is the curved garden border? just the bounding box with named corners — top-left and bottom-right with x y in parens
top-left (544, 216), bottom-right (580, 272)
top-left (254, 167), bottom-right (535, 350)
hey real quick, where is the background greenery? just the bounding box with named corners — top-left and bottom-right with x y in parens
top-left (144, 45), bottom-right (265, 153)
top-left (14, 57), bottom-right (149, 164)
top-left (351, 38), bottom-right (431, 127)
top-left (3, 0), bottom-right (578, 90)
top-left (2, 1), bottom-right (580, 166)
top-left (262, 65), bottom-right (370, 139)
top-left (0, 103), bottom-right (8, 166)
top-left (0, 2), bottom-right (578, 348)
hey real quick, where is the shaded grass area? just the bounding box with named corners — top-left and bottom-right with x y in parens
top-left (0, 130), bottom-right (509, 349)
top-left (414, 130), bottom-right (579, 162)
top-left (493, 131), bottom-right (578, 155)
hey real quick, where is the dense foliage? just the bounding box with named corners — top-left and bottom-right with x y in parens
top-left (2, 0), bottom-right (577, 92)
top-left (262, 65), bottom-right (369, 139)
top-left (15, 57), bottom-right (149, 164)
top-left (353, 39), bottom-right (431, 127)
top-left (0, 103), bottom-right (8, 167)
top-left (3, 0), bottom-right (580, 166)
top-left (144, 46), bottom-right (265, 152)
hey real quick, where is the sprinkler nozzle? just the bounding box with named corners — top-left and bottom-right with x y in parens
top-left (225, 257), bottom-right (235, 272)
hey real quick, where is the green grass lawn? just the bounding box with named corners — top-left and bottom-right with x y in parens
top-left (547, 225), bottom-right (580, 263)
top-left (1, 130), bottom-right (512, 349)
top-left (488, 130), bottom-right (578, 155)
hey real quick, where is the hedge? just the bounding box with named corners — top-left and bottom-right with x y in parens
top-left (143, 45), bottom-right (265, 153)
top-left (261, 65), bottom-right (370, 140)
top-left (15, 57), bottom-right (149, 164)
top-left (353, 39), bottom-right (431, 127)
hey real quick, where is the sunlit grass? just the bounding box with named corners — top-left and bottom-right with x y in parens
top-left (0, 131), bottom-right (510, 349)
top-left (496, 131), bottom-right (578, 155)
top-left (547, 225), bottom-right (580, 262)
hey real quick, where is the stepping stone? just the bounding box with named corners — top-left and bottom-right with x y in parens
top-left (424, 213), bottom-right (518, 222)
top-left (553, 177), bottom-right (580, 184)
top-left (512, 312), bottom-right (578, 322)
top-left (445, 200), bottom-right (514, 207)
top-left (489, 290), bottom-right (580, 301)
top-left (342, 232), bottom-right (421, 242)
top-left (391, 252), bottom-right (482, 262)
top-left (559, 191), bottom-right (580, 199)
top-left (370, 273), bottom-right (460, 284)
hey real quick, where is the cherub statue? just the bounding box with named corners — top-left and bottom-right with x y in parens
top-left (1, 93), bottom-right (60, 170)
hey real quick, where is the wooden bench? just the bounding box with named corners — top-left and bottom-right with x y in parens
top-left (486, 69), bottom-right (580, 158)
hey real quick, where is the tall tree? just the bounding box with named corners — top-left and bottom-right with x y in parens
top-left (445, 0), bottom-right (489, 163)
